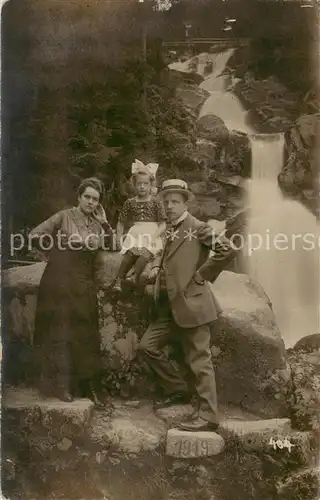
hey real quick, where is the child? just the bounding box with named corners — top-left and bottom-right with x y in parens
top-left (113, 159), bottom-right (166, 291)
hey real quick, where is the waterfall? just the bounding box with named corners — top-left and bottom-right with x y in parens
top-left (249, 133), bottom-right (285, 180)
top-left (199, 49), bottom-right (235, 91)
top-left (174, 48), bottom-right (319, 347)
top-left (168, 48), bottom-right (234, 83)
top-left (246, 135), bottom-right (320, 347)
top-left (198, 90), bottom-right (252, 134)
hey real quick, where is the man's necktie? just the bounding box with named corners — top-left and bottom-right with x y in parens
top-left (162, 219), bottom-right (184, 260)
top-left (154, 219), bottom-right (184, 302)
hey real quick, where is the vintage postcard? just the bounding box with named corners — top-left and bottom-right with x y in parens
top-left (1, 0), bottom-right (319, 499)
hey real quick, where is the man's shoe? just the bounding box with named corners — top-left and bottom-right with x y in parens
top-left (56, 388), bottom-right (74, 403)
top-left (154, 393), bottom-right (191, 409)
top-left (177, 416), bottom-right (219, 432)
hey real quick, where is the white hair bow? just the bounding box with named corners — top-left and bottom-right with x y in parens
top-left (131, 159), bottom-right (159, 176)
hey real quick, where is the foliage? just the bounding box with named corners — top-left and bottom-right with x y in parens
top-left (25, 55), bottom-right (196, 227)
top-left (5, 0), bottom-right (316, 234)
top-left (288, 350), bottom-right (320, 431)
top-left (263, 350), bottom-right (320, 432)
top-left (97, 289), bottom-right (157, 397)
top-left (226, 8), bottom-right (314, 98)
top-left (248, 33), bottom-right (314, 95)
top-left (225, 132), bottom-right (251, 177)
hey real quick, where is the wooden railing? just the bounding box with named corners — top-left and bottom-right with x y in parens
top-left (163, 38), bottom-right (250, 48)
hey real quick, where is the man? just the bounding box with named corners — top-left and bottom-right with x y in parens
top-left (138, 179), bottom-right (239, 431)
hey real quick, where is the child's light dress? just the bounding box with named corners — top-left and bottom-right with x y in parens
top-left (119, 197), bottom-right (166, 258)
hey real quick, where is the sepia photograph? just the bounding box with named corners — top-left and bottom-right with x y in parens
top-left (1, 0), bottom-right (319, 498)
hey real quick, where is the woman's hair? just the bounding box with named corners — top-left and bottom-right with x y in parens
top-left (131, 170), bottom-right (156, 188)
top-left (78, 177), bottom-right (105, 202)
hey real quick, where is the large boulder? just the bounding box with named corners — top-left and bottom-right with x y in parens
top-left (3, 258), bottom-right (288, 417)
top-left (176, 83), bottom-right (210, 115)
top-left (187, 181), bottom-right (222, 221)
top-left (211, 271), bottom-right (288, 417)
top-left (195, 121), bottom-right (251, 180)
top-left (293, 333), bottom-right (320, 353)
top-left (185, 134), bottom-right (250, 222)
top-left (295, 114), bottom-right (320, 148)
top-left (196, 114), bottom-right (229, 141)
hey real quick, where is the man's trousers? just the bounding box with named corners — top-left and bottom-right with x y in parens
top-left (138, 302), bottom-right (218, 424)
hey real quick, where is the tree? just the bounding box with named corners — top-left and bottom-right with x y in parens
top-left (66, 57), bottom-right (196, 224)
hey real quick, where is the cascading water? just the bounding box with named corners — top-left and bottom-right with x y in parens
top-left (192, 48), bottom-right (319, 347)
top-left (246, 136), bottom-right (319, 347)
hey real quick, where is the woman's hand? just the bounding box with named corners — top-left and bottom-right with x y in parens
top-left (93, 204), bottom-right (108, 225)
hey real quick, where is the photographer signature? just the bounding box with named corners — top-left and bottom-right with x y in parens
top-left (269, 436), bottom-right (295, 453)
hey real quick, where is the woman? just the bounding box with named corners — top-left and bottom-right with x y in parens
top-left (30, 177), bottom-right (113, 406)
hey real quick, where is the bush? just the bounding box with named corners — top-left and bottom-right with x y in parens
top-left (263, 349), bottom-right (320, 432)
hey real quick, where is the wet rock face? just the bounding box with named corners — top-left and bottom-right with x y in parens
top-left (278, 113), bottom-right (320, 215)
top-left (233, 75), bottom-right (299, 133)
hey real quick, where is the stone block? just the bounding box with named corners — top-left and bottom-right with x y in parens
top-left (89, 400), bottom-right (166, 453)
top-left (3, 387), bottom-right (94, 443)
top-left (220, 418), bottom-right (291, 452)
top-left (221, 417), bottom-right (291, 436)
top-left (3, 262), bottom-right (46, 295)
top-left (166, 429), bottom-right (225, 458)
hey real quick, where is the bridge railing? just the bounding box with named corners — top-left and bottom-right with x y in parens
top-left (163, 38), bottom-right (249, 48)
